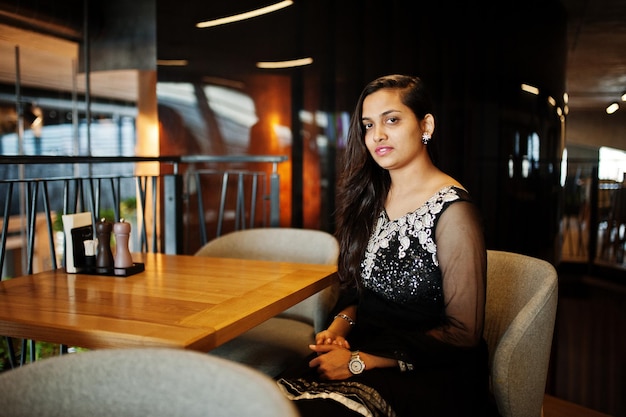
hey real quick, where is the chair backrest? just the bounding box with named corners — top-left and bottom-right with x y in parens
top-left (195, 227), bottom-right (339, 264)
top-left (195, 227), bottom-right (340, 332)
top-left (483, 250), bottom-right (558, 417)
top-left (0, 347), bottom-right (299, 417)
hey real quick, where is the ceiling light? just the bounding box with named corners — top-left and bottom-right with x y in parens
top-left (157, 59), bottom-right (188, 66)
top-left (196, 0), bottom-right (293, 29)
top-left (521, 83), bottom-right (539, 95)
top-left (256, 57), bottom-right (313, 69)
top-left (621, 92), bottom-right (626, 101)
top-left (606, 102), bottom-right (619, 114)
top-left (202, 76), bottom-right (245, 89)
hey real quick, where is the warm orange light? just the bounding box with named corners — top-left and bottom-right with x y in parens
top-left (606, 102), bottom-right (619, 114)
top-left (157, 59), bottom-right (188, 66)
top-left (521, 83), bottom-right (539, 95)
top-left (196, 1), bottom-right (293, 28)
top-left (256, 57), bottom-right (313, 69)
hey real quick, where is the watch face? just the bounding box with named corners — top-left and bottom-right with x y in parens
top-left (349, 357), bottom-right (364, 374)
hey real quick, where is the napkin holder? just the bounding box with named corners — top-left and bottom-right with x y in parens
top-left (62, 212), bottom-right (93, 274)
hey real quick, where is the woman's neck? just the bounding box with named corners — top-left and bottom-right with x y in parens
top-left (385, 162), bottom-right (460, 220)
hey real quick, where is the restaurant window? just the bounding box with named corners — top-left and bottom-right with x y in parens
top-left (157, 81), bottom-right (259, 155)
top-left (0, 101), bottom-right (136, 157)
top-left (599, 146), bottom-right (626, 182)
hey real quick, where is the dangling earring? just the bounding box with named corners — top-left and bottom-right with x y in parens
top-left (421, 133), bottom-right (431, 145)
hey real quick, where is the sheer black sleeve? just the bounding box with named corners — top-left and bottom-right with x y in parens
top-left (430, 200), bottom-right (487, 347)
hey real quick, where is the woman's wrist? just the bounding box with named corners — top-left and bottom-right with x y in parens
top-left (357, 352), bottom-right (398, 371)
top-left (334, 313), bottom-right (355, 326)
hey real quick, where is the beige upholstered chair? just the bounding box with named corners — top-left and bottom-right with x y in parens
top-left (0, 347), bottom-right (299, 417)
top-left (484, 250), bottom-right (559, 417)
top-left (195, 227), bottom-right (340, 377)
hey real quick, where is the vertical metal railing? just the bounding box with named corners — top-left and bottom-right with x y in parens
top-left (0, 154), bottom-right (287, 275)
top-left (2, 178), bottom-right (141, 277)
top-left (180, 154), bottom-right (287, 248)
top-left (191, 170), bottom-right (267, 242)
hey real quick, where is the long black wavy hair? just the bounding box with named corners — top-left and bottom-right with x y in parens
top-left (334, 74), bottom-right (435, 287)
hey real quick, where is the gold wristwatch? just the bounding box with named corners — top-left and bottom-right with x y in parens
top-left (348, 350), bottom-right (365, 375)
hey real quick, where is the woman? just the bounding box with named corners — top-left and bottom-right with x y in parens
top-left (277, 75), bottom-right (490, 417)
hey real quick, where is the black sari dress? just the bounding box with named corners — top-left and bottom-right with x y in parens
top-left (277, 186), bottom-right (491, 417)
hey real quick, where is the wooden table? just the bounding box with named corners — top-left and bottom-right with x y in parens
top-left (0, 253), bottom-right (337, 352)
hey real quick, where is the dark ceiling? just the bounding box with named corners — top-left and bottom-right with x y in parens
top-left (1, 0), bottom-right (626, 112)
top-left (156, 1), bottom-right (300, 66)
top-left (561, 0), bottom-right (626, 110)
top-left (161, 0), bottom-right (626, 113)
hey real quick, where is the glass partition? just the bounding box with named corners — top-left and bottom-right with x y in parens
top-left (561, 144), bottom-right (626, 269)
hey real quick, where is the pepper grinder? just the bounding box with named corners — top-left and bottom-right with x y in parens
top-left (113, 218), bottom-right (133, 273)
top-left (96, 218), bottom-right (114, 273)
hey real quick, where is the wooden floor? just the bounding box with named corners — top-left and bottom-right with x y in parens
top-left (544, 394), bottom-right (613, 417)
top-left (544, 263), bottom-right (626, 417)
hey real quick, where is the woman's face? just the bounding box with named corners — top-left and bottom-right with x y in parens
top-left (361, 88), bottom-right (430, 171)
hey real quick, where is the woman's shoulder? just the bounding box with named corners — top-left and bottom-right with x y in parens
top-left (427, 172), bottom-right (466, 196)
top-left (433, 184), bottom-right (471, 203)
top-left (435, 187), bottom-right (481, 224)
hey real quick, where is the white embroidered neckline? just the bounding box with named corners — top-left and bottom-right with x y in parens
top-left (362, 186), bottom-right (461, 278)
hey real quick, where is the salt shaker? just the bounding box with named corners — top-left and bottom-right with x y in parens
top-left (96, 218), bottom-right (114, 272)
top-left (113, 218), bottom-right (133, 271)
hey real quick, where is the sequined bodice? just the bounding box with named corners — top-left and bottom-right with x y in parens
top-left (360, 186), bottom-right (467, 306)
